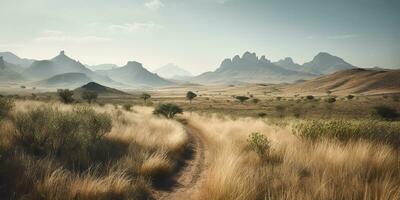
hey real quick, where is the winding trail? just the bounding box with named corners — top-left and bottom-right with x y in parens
top-left (152, 124), bottom-right (207, 200)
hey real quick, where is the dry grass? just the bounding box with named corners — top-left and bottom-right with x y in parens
top-left (188, 113), bottom-right (400, 200)
top-left (0, 100), bottom-right (189, 199)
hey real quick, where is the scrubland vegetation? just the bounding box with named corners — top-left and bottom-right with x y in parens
top-left (187, 113), bottom-right (400, 200)
top-left (0, 99), bottom-right (189, 199)
top-left (1, 90), bottom-right (400, 200)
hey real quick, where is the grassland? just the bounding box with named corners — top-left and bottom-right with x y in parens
top-left (0, 83), bottom-right (400, 199)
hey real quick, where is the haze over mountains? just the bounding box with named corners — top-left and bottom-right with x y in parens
top-left (193, 52), bottom-right (355, 84)
top-left (154, 64), bottom-right (193, 80)
top-left (1, 50), bottom-right (396, 91)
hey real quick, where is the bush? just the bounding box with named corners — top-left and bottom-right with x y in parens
top-left (306, 95), bottom-right (314, 100)
top-left (252, 98), bottom-right (260, 104)
top-left (12, 106), bottom-right (112, 167)
top-left (235, 96), bottom-right (249, 104)
top-left (294, 119), bottom-right (400, 147)
top-left (81, 91), bottom-right (98, 103)
top-left (123, 103), bottom-right (133, 111)
top-left (0, 97), bottom-right (14, 119)
top-left (257, 112), bottom-right (267, 118)
top-left (57, 89), bottom-right (74, 104)
top-left (374, 106), bottom-right (398, 121)
top-left (346, 94), bottom-right (355, 100)
top-left (326, 97), bottom-right (336, 103)
top-left (247, 132), bottom-right (271, 158)
top-left (153, 103), bottom-right (183, 119)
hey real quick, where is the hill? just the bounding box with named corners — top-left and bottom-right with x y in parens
top-left (302, 52), bottom-right (355, 75)
top-left (74, 82), bottom-right (128, 96)
top-left (193, 52), bottom-right (316, 84)
top-left (23, 51), bottom-right (115, 84)
top-left (0, 52), bottom-right (35, 68)
top-left (34, 73), bottom-right (92, 88)
top-left (154, 63), bottom-right (193, 79)
top-left (0, 57), bottom-right (25, 82)
top-left (97, 61), bottom-right (172, 87)
top-left (283, 68), bottom-right (400, 95)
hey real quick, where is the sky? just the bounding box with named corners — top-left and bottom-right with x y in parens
top-left (0, 0), bottom-right (399, 75)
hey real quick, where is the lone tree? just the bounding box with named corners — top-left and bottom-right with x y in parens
top-left (57, 89), bottom-right (74, 104)
top-left (81, 91), bottom-right (98, 103)
top-left (153, 103), bottom-right (183, 119)
top-left (186, 91), bottom-right (197, 104)
top-left (236, 96), bottom-right (250, 104)
top-left (141, 93), bottom-right (151, 105)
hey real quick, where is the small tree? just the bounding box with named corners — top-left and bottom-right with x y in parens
top-left (81, 91), bottom-right (98, 103)
top-left (186, 91), bottom-right (197, 104)
top-left (236, 96), bottom-right (250, 104)
top-left (306, 95), bottom-right (314, 100)
top-left (346, 95), bottom-right (355, 100)
top-left (252, 98), bottom-right (260, 104)
top-left (247, 132), bottom-right (271, 158)
top-left (326, 97), bottom-right (336, 103)
top-left (57, 89), bottom-right (74, 104)
top-left (141, 93), bottom-right (151, 105)
top-left (153, 103), bottom-right (183, 119)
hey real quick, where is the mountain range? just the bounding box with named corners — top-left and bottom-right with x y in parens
top-left (0, 50), bottom-right (366, 87)
top-left (193, 52), bottom-right (356, 84)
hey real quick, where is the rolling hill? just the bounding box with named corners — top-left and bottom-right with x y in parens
top-left (74, 82), bottom-right (129, 96)
top-left (283, 68), bottom-right (400, 95)
top-left (0, 57), bottom-right (25, 82)
top-left (34, 73), bottom-right (92, 88)
top-left (97, 61), bottom-right (172, 87)
top-left (0, 52), bottom-right (35, 68)
top-left (23, 51), bottom-right (114, 85)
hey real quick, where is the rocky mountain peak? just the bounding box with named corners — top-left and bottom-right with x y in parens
top-left (242, 52), bottom-right (258, 62)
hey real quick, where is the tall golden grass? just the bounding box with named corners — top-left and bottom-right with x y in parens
top-left (188, 113), bottom-right (400, 200)
top-left (0, 100), bottom-right (189, 199)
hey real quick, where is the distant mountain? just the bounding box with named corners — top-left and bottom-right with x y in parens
top-left (0, 52), bottom-right (35, 68)
top-left (0, 56), bottom-right (25, 82)
top-left (154, 63), bottom-right (193, 79)
top-left (87, 63), bottom-right (119, 71)
top-left (193, 52), bottom-right (316, 84)
top-left (274, 57), bottom-right (304, 72)
top-left (23, 51), bottom-right (114, 84)
top-left (302, 52), bottom-right (355, 75)
top-left (74, 82), bottom-right (128, 96)
top-left (283, 68), bottom-right (400, 95)
top-left (35, 73), bottom-right (92, 88)
top-left (97, 61), bottom-right (171, 87)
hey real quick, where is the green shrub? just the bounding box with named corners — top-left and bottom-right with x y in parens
top-left (258, 112), bottom-right (267, 118)
top-left (247, 132), bottom-right (271, 158)
top-left (252, 98), bottom-right (260, 104)
top-left (57, 89), bottom-right (74, 104)
top-left (123, 103), bottom-right (133, 111)
top-left (346, 94), bottom-right (355, 100)
top-left (374, 106), bottom-right (398, 121)
top-left (326, 97), bottom-right (336, 103)
top-left (294, 119), bottom-right (400, 147)
top-left (306, 95), bottom-right (314, 100)
top-left (153, 103), bottom-right (183, 119)
top-left (12, 106), bottom-right (112, 167)
top-left (0, 97), bottom-right (14, 119)
top-left (81, 91), bottom-right (98, 103)
top-left (235, 96), bottom-right (249, 104)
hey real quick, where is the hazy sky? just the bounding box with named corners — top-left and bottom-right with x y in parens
top-left (1, 0), bottom-right (399, 74)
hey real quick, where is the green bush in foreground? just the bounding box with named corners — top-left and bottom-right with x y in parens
top-left (294, 119), bottom-right (400, 147)
top-left (12, 106), bottom-right (112, 167)
top-left (0, 97), bottom-right (14, 119)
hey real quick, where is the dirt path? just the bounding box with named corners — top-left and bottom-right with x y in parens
top-left (152, 124), bottom-right (206, 200)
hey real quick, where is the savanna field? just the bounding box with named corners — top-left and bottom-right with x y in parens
top-left (0, 90), bottom-right (399, 200)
